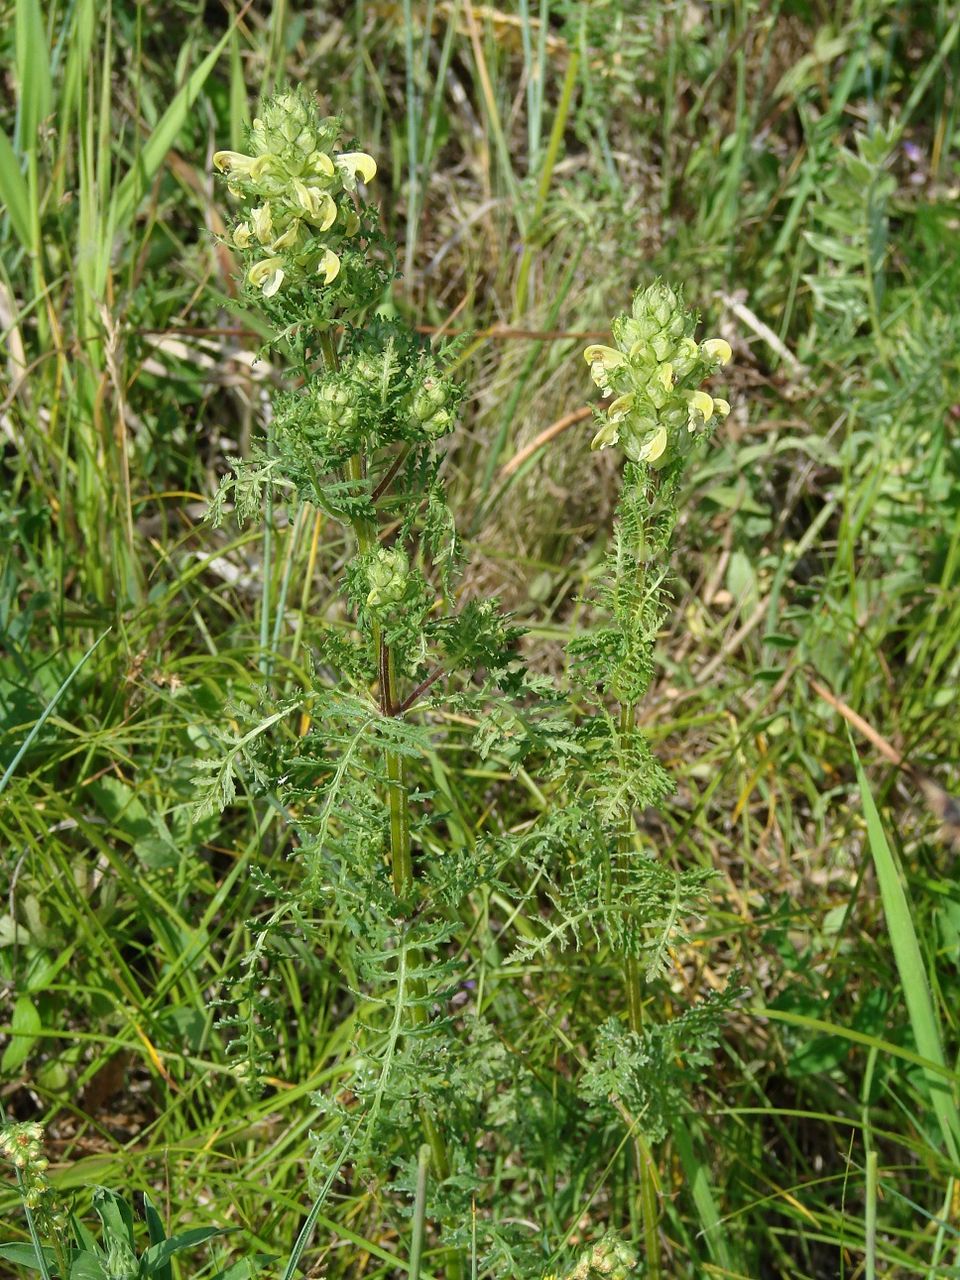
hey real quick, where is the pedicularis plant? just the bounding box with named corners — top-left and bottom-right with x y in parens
top-left (0, 89), bottom-right (739, 1280)
top-left (204, 90), bottom-right (738, 1279)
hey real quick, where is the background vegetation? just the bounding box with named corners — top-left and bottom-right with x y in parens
top-left (2, 0), bottom-right (960, 1276)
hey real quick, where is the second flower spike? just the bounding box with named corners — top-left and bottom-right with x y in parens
top-left (585, 282), bottom-right (732, 468)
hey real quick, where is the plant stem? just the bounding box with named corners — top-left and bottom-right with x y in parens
top-left (316, 326), bottom-right (460, 1277)
top-left (618, 702), bottom-right (646, 1036)
top-left (384, 636), bottom-right (461, 1280)
top-left (409, 1144), bottom-right (432, 1280)
top-left (617, 713), bottom-right (662, 1276)
top-left (383, 641), bottom-right (413, 899)
top-left (617, 521), bottom-right (662, 1280)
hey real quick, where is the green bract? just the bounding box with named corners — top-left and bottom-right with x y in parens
top-left (264, 322), bottom-right (462, 484)
top-left (584, 281), bottom-right (732, 467)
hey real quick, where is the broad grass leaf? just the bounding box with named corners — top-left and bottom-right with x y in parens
top-left (1, 992), bottom-right (41, 1072)
top-left (854, 746), bottom-right (960, 1163)
top-left (0, 129), bottom-right (33, 250)
top-left (15, 0), bottom-right (52, 144)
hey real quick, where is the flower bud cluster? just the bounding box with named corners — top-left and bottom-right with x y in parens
top-left (585, 281), bottom-right (732, 468)
top-left (568, 1232), bottom-right (638, 1280)
top-left (214, 92), bottom-right (377, 303)
top-left (409, 374), bottom-right (455, 440)
top-left (0, 1122), bottom-right (65, 1233)
top-left (365, 546), bottom-right (411, 613)
top-left (291, 341), bottom-right (460, 459)
top-left (312, 380), bottom-right (360, 448)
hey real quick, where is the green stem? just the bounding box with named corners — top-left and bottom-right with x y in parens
top-left (637, 1136), bottom-right (661, 1279)
top-left (618, 700), bottom-right (645, 1037)
top-left (384, 639), bottom-right (461, 1280)
top-left (617, 700), bottom-right (660, 1278)
top-left (409, 1144), bottom-right (432, 1280)
top-left (617, 518), bottom-right (662, 1280)
top-left (383, 641), bottom-right (413, 899)
top-left (316, 326), bottom-right (460, 1277)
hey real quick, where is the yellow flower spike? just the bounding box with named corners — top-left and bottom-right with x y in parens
top-left (713, 397), bottom-right (731, 418)
top-left (318, 248), bottom-right (341, 284)
top-left (250, 205), bottom-right (273, 243)
top-left (702, 337), bottom-right (732, 365)
top-left (336, 151), bottom-right (378, 184)
top-left (638, 425), bottom-right (669, 463)
top-left (583, 344), bottom-right (624, 370)
top-left (248, 257), bottom-right (285, 297)
top-left (232, 222), bottom-right (252, 249)
top-left (213, 150), bottom-right (255, 175)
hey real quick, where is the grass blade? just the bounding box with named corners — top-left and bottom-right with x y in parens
top-left (15, 0), bottom-right (53, 146)
top-left (110, 17), bottom-right (237, 231)
top-left (0, 128), bottom-right (33, 250)
top-left (0, 629), bottom-right (111, 797)
top-left (853, 744), bottom-right (960, 1164)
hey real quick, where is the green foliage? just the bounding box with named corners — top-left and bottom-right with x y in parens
top-left (0, 1154), bottom-right (241, 1280)
top-left (192, 88), bottom-right (741, 1275)
top-left (581, 987), bottom-right (740, 1145)
top-left (4, 4), bottom-right (960, 1279)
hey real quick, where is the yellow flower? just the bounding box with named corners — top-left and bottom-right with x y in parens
top-left (248, 257), bottom-right (285, 298)
top-left (271, 220), bottom-right (302, 252)
top-left (683, 388), bottom-right (714, 428)
top-left (250, 204), bottom-right (273, 244)
top-left (336, 151), bottom-right (377, 184)
top-left (249, 154), bottom-right (276, 181)
top-left (636, 424), bottom-right (668, 463)
top-left (293, 181), bottom-right (337, 230)
top-left (307, 150), bottom-right (336, 178)
top-left (702, 337), bottom-right (732, 365)
top-left (584, 344), bottom-right (624, 370)
top-left (591, 418), bottom-right (620, 451)
top-left (232, 222), bottom-right (252, 249)
top-left (318, 248), bottom-right (341, 284)
top-left (213, 150), bottom-right (256, 176)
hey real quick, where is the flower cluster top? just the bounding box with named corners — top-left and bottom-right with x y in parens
top-left (584, 281), bottom-right (731, 468)
top-left (214, 92), bottom-right (378, 303)
top-left (0, 1122), bottom-right (62, 1224)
